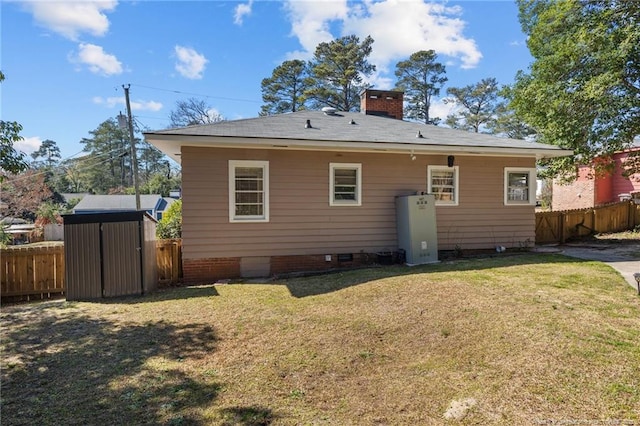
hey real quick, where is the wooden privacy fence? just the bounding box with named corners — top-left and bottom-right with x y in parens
top-left (536, 201), bottom-right (640, 244)
top-left (156, 239), bottom-right (182, 285)
top-left (1, 239), bottom-right (183, 301)
top-left (1, 245), bottom-right (65, 299)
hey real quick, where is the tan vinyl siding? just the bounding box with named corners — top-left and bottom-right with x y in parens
top-left (181, 147), bottom-right (536, 258)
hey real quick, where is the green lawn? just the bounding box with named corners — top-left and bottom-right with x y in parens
top-left (1, 254), bottom-right (639, 425)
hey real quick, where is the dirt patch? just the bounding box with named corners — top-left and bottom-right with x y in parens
top-left (443, 398), bottom-right (477, 420)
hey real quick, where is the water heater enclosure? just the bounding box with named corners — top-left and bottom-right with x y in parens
top-left (396, 194), bottom-right (438, 264)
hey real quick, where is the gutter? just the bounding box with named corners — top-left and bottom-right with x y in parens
top-left (144, 134), bottom-right (573, 164)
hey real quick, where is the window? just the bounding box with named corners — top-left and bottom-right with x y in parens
top-left (229, 160), bottom-right (269, 222)
top-left (428, 166), bottom-right (459, 205)
top-left (504, 167), bottom-right (536, 205)
top-left (330, 163), bottom-right (362, 206)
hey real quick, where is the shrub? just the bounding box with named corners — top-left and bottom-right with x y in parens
top-left (157, 200), bottom-right (182, 239)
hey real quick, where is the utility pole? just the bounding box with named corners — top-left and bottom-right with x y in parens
top-left (122, 84), bottom-right (141, 211)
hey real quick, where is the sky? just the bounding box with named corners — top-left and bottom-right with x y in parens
top-left (1, 0), bottom-right (534, 161)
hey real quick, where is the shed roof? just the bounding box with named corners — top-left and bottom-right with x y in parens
top-left (73, 194), bottom-right (163, 212)
top-left (144, 110), bottom-right (572, 163)
top-left (63, 211), bottom-right (156, 225)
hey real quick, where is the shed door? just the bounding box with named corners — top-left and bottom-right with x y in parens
top-left (64, 222), bottom-right (102, 300)
top-left (102, 221), bottom-right (142, 297)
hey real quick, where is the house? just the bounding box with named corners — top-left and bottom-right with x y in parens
top-left (72, 194), bottom-right (177, 221)
top-left (0, 218), bottom-right (36, 245)
top-left (144, 89), bottom-right (571, 282)
top-left (60, 193), bottom-right (90, 205)
top-left (552, 141), bottom-right (640, 211)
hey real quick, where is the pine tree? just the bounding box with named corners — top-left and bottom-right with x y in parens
top-left (305, 35), bottom-right (376, 111)
top-left (260, 60), bottom-right (309, 115)
top-left (394, 50), bottom-right (447, 124)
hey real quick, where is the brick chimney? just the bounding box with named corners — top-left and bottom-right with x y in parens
top-left (360, 89), bottom-right (404, 120)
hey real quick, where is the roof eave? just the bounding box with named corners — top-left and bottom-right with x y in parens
top-left (144, 133), bottom-right (573, 164)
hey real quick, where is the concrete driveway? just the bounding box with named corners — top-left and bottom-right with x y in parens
top-left (556, 241), bottom-right (640, 292)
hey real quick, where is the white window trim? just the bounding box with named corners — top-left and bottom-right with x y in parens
top-left (329, 163), bottom-right (362, 206)
top-left (504, 167), bottom-right (536, 206)
top-left (229, 160), bottom-right (269, 222)
top-left (428, 165), bottom-right (459, 206)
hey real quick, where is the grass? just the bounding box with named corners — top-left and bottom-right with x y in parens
top-left (1, 254), bottom-right (639, 425)
top-left (592, 229), bottom-right (640, 242)
top-left (3, 241), bottom-right (64, 249)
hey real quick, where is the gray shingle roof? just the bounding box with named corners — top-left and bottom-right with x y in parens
top-left (73, 194), bottom-right (163, 212)
top-left (144, 110), bottom-right (572, 163)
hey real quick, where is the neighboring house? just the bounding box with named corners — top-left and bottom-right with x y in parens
top-left (552, 142), bottom-right (640, 211)
top-left (0, 217), bottom-right (35, 245)
top-left (72, 194), bottom-right (176, 221)
top-left (60, 193), bottom-right (90, 205)
top-left (144, 89), bottom-right (571, 282)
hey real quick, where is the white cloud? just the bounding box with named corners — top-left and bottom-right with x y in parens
top-left (93, 96), bottom-right (163, 111)
top-left (284, 0), bottom-right (349, 60)
top-left (15, 136), bottom-right (42, 155)
top-left (206, 108), bottom-right (223, 121)
top-left (284, 0), bottom-right (482, 69)
top-left (174, 45), bottom-right (208, 79)
top-left (363, 71), bottom-right (395, 91)
top-left (71, 43), bottom-right (123, 76)
top-left (131, 100), bottom-right (163, 112)
top-left (234, 0), bottom-right (253, 26)
top-left (20, 0), bottom-right (117, 41)
top-left (428, 98), bottom-right (460, 122)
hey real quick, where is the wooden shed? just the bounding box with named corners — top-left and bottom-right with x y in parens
top-left (63, 211), bottom-right (158, 300)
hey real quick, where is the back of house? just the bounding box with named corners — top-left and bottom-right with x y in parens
top-left (145, 90), bottom-right (571, 282)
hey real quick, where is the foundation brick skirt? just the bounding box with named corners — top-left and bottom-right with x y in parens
top-left (183, 257), bottom-right (241, 283)
top-left (183, 253), bottom-right (376, 283)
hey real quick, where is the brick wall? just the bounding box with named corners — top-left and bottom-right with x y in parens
top-left (271, 252), bottom-right (374, 275)
top-left (612, 151), bottom-right (640, 198)
top-left (551, 148), bottom-right (640, 211)
top-left (552, 166), bottom-right (596, 211)
top-left (595, 172), bottom-right (613, 205)
top-left (552, 152), bottom-right (640, 210)
top-left (183, 252), bottom-right (378, 282)
top-left (360, 89), bottom-right (403, 120)
top-left (183, 257), bottom-right (241, 283)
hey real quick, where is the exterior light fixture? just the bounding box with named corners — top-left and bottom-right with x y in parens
top-left (448, 155), bottom-right (455, 167)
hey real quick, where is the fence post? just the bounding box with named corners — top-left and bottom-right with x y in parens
top-left (559, 212), bottom-right (566, 244)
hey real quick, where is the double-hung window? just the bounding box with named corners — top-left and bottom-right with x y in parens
top-left (330, 163), bottom-right (362, 206)
top-left (504, 167), bottom-right (536, 205)
top-left (229, 160), bottom-right (269, 222)
top-left (428, 166), bottom-right (459, 205)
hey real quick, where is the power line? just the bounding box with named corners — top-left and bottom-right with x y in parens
top-left (130, 83), bottom-right (261, 104)
top-left (133, 117), bottom-right (153, 132)
top-left (3, 147), bottom-right (130, 184)
top-left (131, 114), bottom-right (170, 123)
